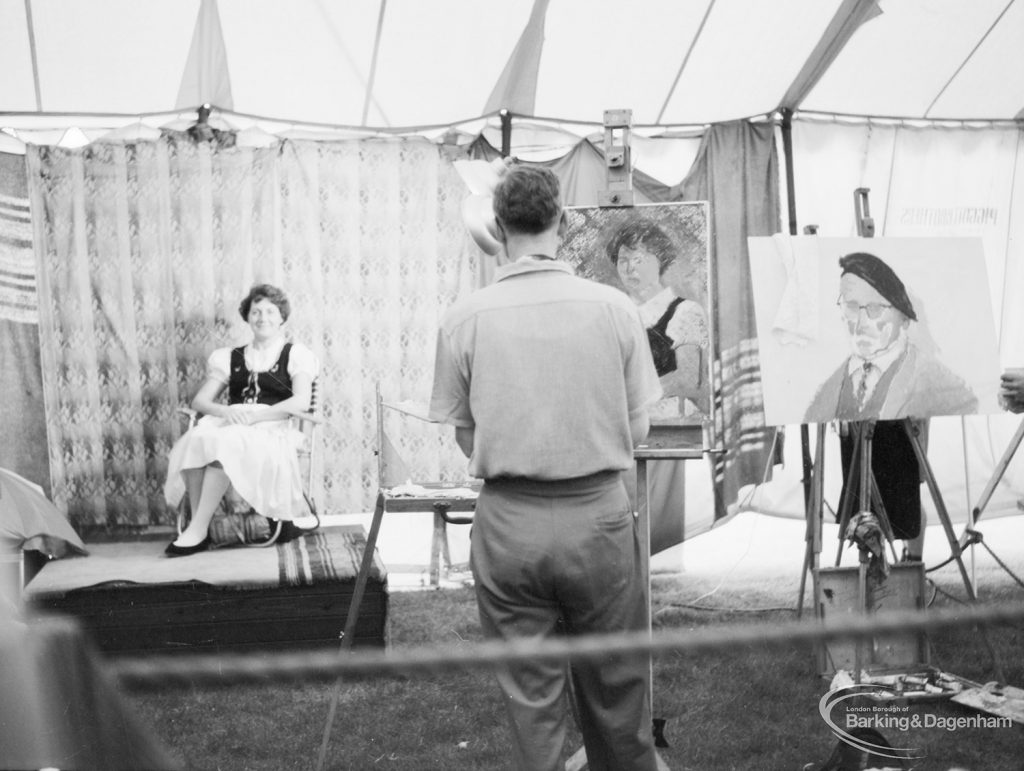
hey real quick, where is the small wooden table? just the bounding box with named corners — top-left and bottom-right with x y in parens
top-left (338, 481), bottom-right (479, 650)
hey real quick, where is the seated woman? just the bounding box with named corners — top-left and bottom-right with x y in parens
top-left (163, 284), bottom-right (318, 557)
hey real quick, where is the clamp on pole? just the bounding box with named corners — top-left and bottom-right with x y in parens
top-left (854, 188), bottom-right (875, 237)
top-left (598, 108), bottom-right (635, 208)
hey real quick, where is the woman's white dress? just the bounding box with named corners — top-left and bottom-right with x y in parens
top-left (163, 341), bottom-right (318, 521)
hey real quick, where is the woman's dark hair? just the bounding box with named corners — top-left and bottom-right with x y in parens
top-left (605, 221), bottom-right (677, 275)
top-left (239, 283), bottom-right (291, 322)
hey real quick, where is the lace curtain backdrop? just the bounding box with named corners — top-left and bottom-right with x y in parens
top-left (26, 135), bottom-right (477, 531)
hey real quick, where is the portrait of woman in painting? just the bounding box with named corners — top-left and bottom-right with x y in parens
top-left (605, 220), bottom-right (710, 418)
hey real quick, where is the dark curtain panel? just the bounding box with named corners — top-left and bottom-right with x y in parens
top-left (0, 151), bottom-right (50, 496)
top-left (668, 120), bottom-right (782, 516)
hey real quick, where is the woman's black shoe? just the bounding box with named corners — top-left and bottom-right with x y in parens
top-left (165, 536), bottom-right (211, 557)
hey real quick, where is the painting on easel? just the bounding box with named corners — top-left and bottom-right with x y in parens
top-left (561, 202), bottom-right (713, 429)
top-left (747, 236), bottom-right (1002, 427)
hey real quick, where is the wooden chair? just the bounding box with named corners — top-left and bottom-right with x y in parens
top-left (175, 379), bottom-right (325, 547)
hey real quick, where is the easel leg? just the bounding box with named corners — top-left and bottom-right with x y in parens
top-left (798, 424), bottom-right (825, 618)
top-left (961, 417), bottom-right (1024, 549)
top-left (340, 491), bottom-right (387, 651)
top-left (430, 511), bottom-right (445, 587)
top-left (636, 458), bottom-right (655, 730)
top-left (834, 422), bottom-right (900, 566)
top-left (902, 421), bottom-right (974, 596)
top-left (902, 419), bottom-right (1005, 683)
top-left (834, 424), bottom-right (863, 566)
top-left (316, 491), bottom-right (387, 771)
top-left (855, 559), bottom-right (868, 683)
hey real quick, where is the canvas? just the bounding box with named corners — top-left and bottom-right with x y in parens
top-left (748, 236), bottom-right (1002, 428)
top-left (561, 202), bottom-right (713, 427)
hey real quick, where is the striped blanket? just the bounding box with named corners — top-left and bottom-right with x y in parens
top-left (277, 529), bottom-right (384, 586)
top-left (25, 526), bottom-right (385, 596)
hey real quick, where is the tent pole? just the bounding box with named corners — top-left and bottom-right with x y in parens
top-left (780, 109), bottom-right (799, 237)
top-left (361, 0), bottom-right (388, 126)
top-left (24, 0), bottom-right (42, 111)
top-left (780, 109), bottom-right (813, 516)
top-left (500, 109), bottom-right (512, 158)
top-left (782, 107), bottom-right (819, 615)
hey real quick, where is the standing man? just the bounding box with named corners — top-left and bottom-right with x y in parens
top-left (430, 165), bottom-right (662, 771)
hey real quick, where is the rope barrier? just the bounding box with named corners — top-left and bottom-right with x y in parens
top-left (112, 602), bottom-right (1024, 692)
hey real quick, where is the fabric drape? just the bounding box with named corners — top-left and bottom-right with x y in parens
top-left (0, 151), bottom-right (50, 495)
top-left (668, 120), bottom-right (782, 518)
top-left (25, 136), bottom-right (476, 530)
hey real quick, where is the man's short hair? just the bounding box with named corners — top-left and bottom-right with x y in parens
top-left (492, 166), bottom-right (562, 235)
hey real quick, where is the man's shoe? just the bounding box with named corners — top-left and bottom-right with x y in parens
top-left (165, 536), bottom-right (211, 557)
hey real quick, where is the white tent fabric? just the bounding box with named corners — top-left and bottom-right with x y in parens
top-left (2, 0), bottom-right (1023, 130)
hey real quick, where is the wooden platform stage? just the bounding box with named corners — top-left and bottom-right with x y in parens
top-left (23, 525), bottom-right (388, 655)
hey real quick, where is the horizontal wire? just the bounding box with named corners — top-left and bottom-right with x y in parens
top-left (108, 602), bottom-right (1024, 692)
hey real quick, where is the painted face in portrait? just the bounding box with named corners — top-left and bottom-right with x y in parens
top-left (616, 244), bottom-right (662, 303)
top-left (839, 273), bottom-right (908, 358)
top-left (247, 297), bottom-right (285, 341)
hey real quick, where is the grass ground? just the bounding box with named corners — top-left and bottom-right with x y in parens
top-left (131, 566), bottom-right (1024, 771)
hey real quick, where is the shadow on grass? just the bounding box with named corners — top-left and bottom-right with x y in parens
top-left (133, 575), bottom-right (1023, 770)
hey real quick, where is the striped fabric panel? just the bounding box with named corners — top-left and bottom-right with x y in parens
top-left (0, 160), bottom-right (36, 324)
top-left (277, 529), bottom-right (383, 587)
top-left (711, 337), bottom-right (778, 515)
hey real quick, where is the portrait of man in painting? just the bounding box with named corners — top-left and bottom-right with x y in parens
top-left (747, 236), bottom-right (1001, 427)
top-left (804, 251), bottom-right (977, 423)
top-left (562, 203), bottom-right (712, 423)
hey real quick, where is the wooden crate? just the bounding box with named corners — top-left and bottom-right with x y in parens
top-left (814, 562), bottom-right (927, 676)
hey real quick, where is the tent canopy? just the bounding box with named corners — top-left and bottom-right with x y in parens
top-left (2, 0), bottom-right (1022, 537)
top-left (2, 0), bottom-right (1023, 134)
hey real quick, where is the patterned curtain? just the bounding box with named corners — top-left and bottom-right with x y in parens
top-left (26, 136), bottom-right (477, 532)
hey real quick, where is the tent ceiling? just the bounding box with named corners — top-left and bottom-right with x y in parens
top-left (1, 0), bottom-right (1022, 131)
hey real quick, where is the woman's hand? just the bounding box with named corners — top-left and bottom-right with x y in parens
top-left (191, 376), bottom-right (229, 416)
top-left (1001, 368), bottom-right (1024, 413)
top-left (220, 406), bottom-right (255, 426)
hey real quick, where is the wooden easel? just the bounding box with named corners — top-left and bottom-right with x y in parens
top-left (632, 428), bottom-right (708, 766)
top-left (799, 189), bottom-right (1003, 683)
top-left (564, 107), bottom-right (723, 771)
top-left (799, 189), bottom-right (904, 617)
